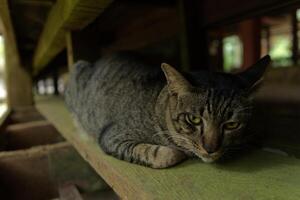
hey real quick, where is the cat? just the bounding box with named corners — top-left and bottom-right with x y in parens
top-left (64, 53), bottom-right (270, 168)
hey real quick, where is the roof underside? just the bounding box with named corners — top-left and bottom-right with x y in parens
top-left (9, 0), bottom-right (56, 65)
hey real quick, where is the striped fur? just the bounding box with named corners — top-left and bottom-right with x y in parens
top-left (65, 53), bottom-right (270, 168)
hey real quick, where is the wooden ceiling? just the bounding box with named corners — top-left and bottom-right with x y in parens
top-left (5, 0), bottom-right (300, 76)
top-left (9, 0), bottom-right (56, 64)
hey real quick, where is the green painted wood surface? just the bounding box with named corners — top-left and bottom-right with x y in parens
top-left (35, 96), bottom-right (300, 200)
top-left (33, 0), bottom-right (113, 74)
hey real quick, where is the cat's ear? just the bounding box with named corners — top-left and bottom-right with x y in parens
top-left (237, 55), bottom-right (271, 91)
top-left (161, 63), bottom-right (192, 95)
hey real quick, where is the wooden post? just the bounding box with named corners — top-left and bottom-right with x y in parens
top-left (53, 69), bottom-right (59, 95)
top-left (292, 10), bottom-right (298, 65)
top-left (66, 28), bottom-right (101, 72)
top-left (239, 19), bottom-right (261, 68)
top-left (178, 0), bottom-right (209, 70)
top-left (0, 0), bottom-right (33, 108)
top-left (66, 32), bottom-right (74, 72)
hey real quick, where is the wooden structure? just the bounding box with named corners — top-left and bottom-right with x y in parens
top-left (36, 96), bottom-right (300, 199)
top-left (0, 0), bottom-right (300, 199)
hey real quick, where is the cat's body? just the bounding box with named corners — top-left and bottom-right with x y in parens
top-left (65, 53), bottom-right (270, 168)
top-left (65, 54), bottom-right (183, 168)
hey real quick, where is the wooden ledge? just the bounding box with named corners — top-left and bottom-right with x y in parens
top-left (35, 96), bottom-right (300, 200)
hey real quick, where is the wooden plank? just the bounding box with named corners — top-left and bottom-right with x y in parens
top-left (0, 0), bottom-right (33, 108)
top-left (35, 96), bottom-right (300, 200)
top-left (5, 120), bottom-right (63, 150)
top-left (99, 3), bottom-right (179, 55)
top-left (33, 0), bottom-right (113, 74)
top-left (48, 142), bottom-right (109, 193)
top-left (0, 142), bottom-right (71, 200)
top-left (9, 106), bottom-right (44, 123)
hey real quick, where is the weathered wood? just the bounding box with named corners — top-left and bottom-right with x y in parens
top-left (66, 32), bottom-right (74, 71)
top-left (0, 142), bottom-right (71, 200)
top-left (48, 142), bottom-right (109, 193)
top-left (9, 106), bottom-right (44, 123)
top-left (33, 0), bottom-right (113, 74)
top-left (5, 120), bottom-right (63, 150)
top-left (36, 96), bottom-right (300, 200)
top-left (99, 3), bottom-right (179, 55)
top-left (0, 0), bottom-right (33, 108)
top-left (0, 140), bottom-right (109, 199)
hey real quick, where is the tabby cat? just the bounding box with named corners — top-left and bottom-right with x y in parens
top-left (64, 53), bottom-right (270, 168)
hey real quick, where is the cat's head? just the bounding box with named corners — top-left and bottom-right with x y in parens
top-left (161, 55), bottom-right (270, 163)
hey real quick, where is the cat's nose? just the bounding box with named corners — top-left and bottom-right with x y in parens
top-left (203, 142), bottom-right (220, 154)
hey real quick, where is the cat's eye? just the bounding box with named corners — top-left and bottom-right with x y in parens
top-left (185, 114), bottom-right (202, 125)
top-left (224, 122), bottom-right (240, 130)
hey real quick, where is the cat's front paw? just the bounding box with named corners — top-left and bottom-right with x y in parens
top-left (151, 146), bottom-right (186, 169)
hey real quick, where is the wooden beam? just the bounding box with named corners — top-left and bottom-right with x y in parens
top-left (5, 120), bottom-right (62, 150)
top-left (36, 96), bottom-right (300, 200)
top-left (0, 0), bottom-right (33, 108)
top-left (33, 0), bottom-right (113, 74)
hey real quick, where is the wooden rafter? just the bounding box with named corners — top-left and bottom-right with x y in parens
top-left (33, 0), bottom-right (113, 74)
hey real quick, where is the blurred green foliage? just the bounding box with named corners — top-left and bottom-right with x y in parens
top-left (223, 35), bottom-right (243, 72)
top-left (269, 34), bottom-right (292, 67)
